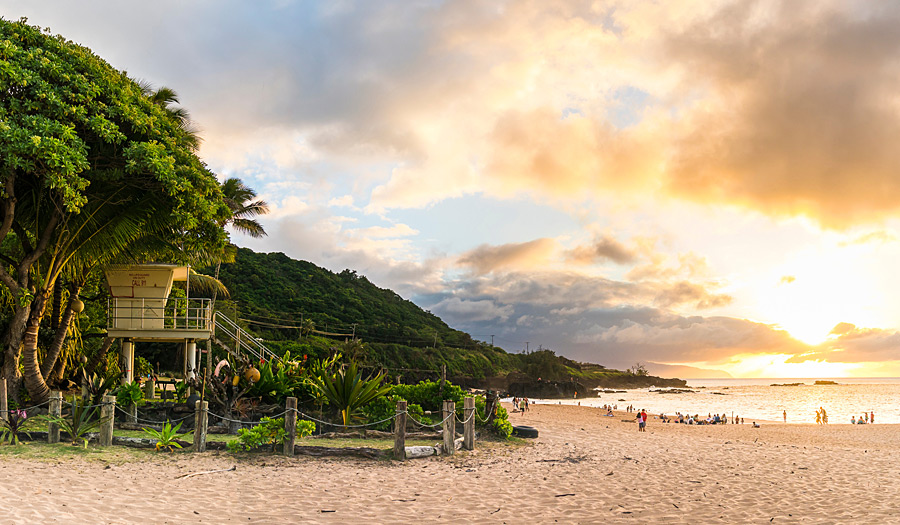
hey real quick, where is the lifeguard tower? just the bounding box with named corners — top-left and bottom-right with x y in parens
top-left (105, 264), bottom-right (212, 384)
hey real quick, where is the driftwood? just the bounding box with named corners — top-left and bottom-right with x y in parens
top-left (176, 466), bottom-right (236, 479)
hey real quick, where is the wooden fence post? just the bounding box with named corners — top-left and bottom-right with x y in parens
top-left (283, 397), bottom-right (297, 456)
top-left (128, 404), bottom-right (137, 424)
top-left (48, 391), bottom-right (62, 444)
top-left (144, 378), bottom-right (155, 400)
top-left (464, 397), bottom-right (475, 451)
top-left (193, 400), bottom-right (208, 452)
top-left (393, 400), bottom-right (407, 460)
top-left (100, 395), bottom-right (115, 446)
top-left (442, 400), bottom-right (456, 455)
top-left (0, 378), bottom-right (7, 423)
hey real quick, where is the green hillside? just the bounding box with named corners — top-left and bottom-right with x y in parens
top-left (214, 248), bottom-right (476, 348)
top-left (210, 248), bottom-right (685, 391)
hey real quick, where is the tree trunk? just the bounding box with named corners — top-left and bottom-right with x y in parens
top-left (41, 283), bottom-right (82, 379)
top-left (21, 291), bottom-right (51, 405)
top-left (84, 337), bottom-right (114, 378)
top-left (50, 279), bottom-right (63, 331)
top-left (1, 305), bottom-right (29, 404)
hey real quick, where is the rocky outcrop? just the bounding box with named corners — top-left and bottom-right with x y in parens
top-left (507, 380), bottom-right (586, 399)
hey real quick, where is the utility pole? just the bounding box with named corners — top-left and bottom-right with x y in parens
top-left (490, 335), bottom-right (494, 347)
top-left (525, 342), bottom-right (529, 353)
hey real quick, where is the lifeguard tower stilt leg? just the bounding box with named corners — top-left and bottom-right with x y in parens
top-left (122, 338), bottom-right (134, 385)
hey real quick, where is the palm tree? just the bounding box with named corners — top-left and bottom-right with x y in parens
top-left (212, 177), bottom-right (269, 288)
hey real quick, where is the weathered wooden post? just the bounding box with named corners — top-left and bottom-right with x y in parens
top-left (463, 397), bottom-right (475, 451)
top-left (283, 397), bottom-right (297, 456)
top-left (100, 395), bottom-right (115, 446)
top-left (193, 400), bottom-right (208, 452)
top-left (144, 377), bottom-right (155, 400)
top-left (442, 400), bottom-right (456, 456)
top-left (48, 391), bottom-right (62, 444)
top-left (128, 403), bottom-right (138, 424)
top-left (393, 400), bottom-right (407, 460)
top-left (0, 377), bottom-right (7, 422)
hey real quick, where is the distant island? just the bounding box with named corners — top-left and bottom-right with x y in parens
top-left (814, 380), bottom-right (839, 385)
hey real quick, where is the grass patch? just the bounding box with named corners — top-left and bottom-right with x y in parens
top-left (0, 442), bottom-right (157, 463)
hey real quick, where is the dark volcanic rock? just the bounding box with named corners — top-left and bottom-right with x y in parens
top-left (507, 380), bottom-right (587, 399)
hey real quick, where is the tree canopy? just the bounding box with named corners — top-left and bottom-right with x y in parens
top-left (0, 18), bottom-right (230, 402)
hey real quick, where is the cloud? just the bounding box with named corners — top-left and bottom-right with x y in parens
top-left (661, 2), bottom-right (900, 227)
top-left (653, 281), bottom-right (733, 310)
top-left (786, 324), bottom-right (900, 364)
top-left (457, 238), bottom-right (556, 275)
top-left (839, 230), bottom-right (899, 246)
top-left (780, 275), bottom-right (796, 285)
top-left (565, 234), bottom-right (638, 265)
top-left (430, 297), bottom-right (513, 323)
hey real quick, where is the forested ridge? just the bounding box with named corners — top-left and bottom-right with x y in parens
top-left (211, 249), bottom-right (686, 390)
top-left (215, 248), bottom-right (476, 349)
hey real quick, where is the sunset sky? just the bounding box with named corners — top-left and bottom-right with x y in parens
top-left (6, 1), bottom-right (900, 377)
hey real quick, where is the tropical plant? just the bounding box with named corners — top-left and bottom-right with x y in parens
top-left (226, 417), bottom-right (286, 452)
top-left (492, 408), bottom-right (513, 439)
top-left (312, 360), bottom-right (393, 426)
top-left (134, 357), bottom-right (153, 380)
top-left (174, 381), bottom-right (190, 403)
top-left (83, 369), bottom-right (123, 407)
top-left (142, 421), bottom-right (189, 452)
top-left (115, 381), bottom-right (144, 409)
top-left (297, 419), bottom-right (316, 438)
top-left (44, 397), bottom-right (104, 448)
top-left (0, 409), bottom-right (30, 445)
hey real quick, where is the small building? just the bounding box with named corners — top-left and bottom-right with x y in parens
top-left (106, 264), bottom-right (211, 383)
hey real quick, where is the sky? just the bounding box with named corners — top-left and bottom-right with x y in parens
top-left (5, 0), bottom-right (900, 377)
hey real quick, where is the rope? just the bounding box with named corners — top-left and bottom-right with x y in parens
top-left (456, 409), bottom-right (476, 425)
top-left (2, 400), bottom-right (51, 414)
top-left (112, 406), bottom-right (194, 425)
top-left (406, 410), bottom-right (454, 429)
top-left (287, 407), bottom-right (397, 429)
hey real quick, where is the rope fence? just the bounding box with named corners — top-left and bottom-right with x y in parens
top-left (1, 380), bottom-right (487, 459)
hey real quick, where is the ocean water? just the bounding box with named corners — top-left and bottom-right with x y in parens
top-left (530, 378), bottom-right (900, 424)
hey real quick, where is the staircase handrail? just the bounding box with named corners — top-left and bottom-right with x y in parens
top-left (213, 311), bottom-right (281, 363)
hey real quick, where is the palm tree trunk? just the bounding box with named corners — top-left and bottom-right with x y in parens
top-left (41, 283), bottom-right (83, 378)
top-left (21, 291), bottom-right (51, 405)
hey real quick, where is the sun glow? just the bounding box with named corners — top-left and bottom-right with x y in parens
top-left (715, 354), bottom-right (860, 378)
top-left (749, 242), bottom-right (885, 346)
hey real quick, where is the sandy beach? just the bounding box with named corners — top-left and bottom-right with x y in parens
top-left (1, 402), bottom-right (898, 524)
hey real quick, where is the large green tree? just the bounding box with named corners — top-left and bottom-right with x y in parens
top-left (0, 18), bottom-right (230, 402)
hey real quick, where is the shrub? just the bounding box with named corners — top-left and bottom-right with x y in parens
top-left (227, 417), bottom-right (286, 452)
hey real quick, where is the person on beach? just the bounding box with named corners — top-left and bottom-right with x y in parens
top-left (783, 410), bottom-right (787, 423)
top-left (637, 409), bottom-right (647, 431)
top-left (851, 416), bottom-right (856, 424)
top-left (871, 411), bottom-right (874, 424)
top-left (815, 410), bottom-right (821, 425)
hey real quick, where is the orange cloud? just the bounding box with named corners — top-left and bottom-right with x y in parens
top-left (457, 238), bottom-right (556, 275)
top-left (565, 234), bottom-right (638, 265)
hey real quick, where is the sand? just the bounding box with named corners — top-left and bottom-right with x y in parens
top-left (1, 403), bottom-right (897, 523)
